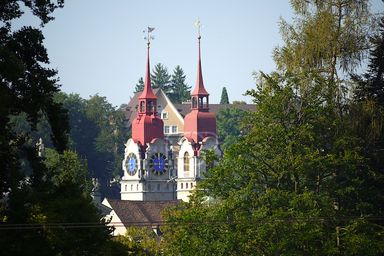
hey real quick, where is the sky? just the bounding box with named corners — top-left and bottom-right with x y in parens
top-left (15, 0), bottom-right (383, 107)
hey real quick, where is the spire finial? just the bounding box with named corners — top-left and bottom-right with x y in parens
top-left (143, 27), bottom-right (155, 48)
top-left (194, 18), bottom-right (202, 39)
top-left (139, 27), bottom-right (157, 101)
top-left (191, 18), bottom-right (209, 98)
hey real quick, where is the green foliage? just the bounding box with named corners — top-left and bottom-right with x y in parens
top-left (349, 16), bottom-right (384, 222)
top-left (216, 107), bottom-right (247, 151)
top-left (169, 65), bottom-right (191, 104)
top-left (0, 3), bottom-right (123, 255)
top-left (0, 0), bottom-right (68, 193)
top-left (163, 70), bottom-right (384, 255)
top-left (151, 63), bottom-right (171, 93)
top-left (135, 77), bottom-right (145, 93)
top-left (44, 149), bottom-right (91, 192)
top-left (55, 93), bottom-right (127, 189)
top-left (219, 87), bottom-right (229, 104)
top-left (162, 3), bottom-right (382, 254)
top-left (1, 148), bottom-right (113, 255)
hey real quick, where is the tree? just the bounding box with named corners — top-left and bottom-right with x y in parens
top-left (349, 16), bottom-right (384, 220)
top-left (1, 149), bottom-right (114, 255)
top-left (219, 87), bottom-right (229, 104)
top-left (0, 0), bottom-right (68, 194)
top-left (55, 93), bottom-right (127, 192)
top-left (273, 0), bottom-right (374, 112)
top-left (162, 1), bottom-right (384, 255)
top-left (216, 107), bottom-right (247, 151)
top-left (164, 70), bottom-right (384, 255)
top-left (169, 65), bottom-right (191, 103)
top-left (151, 63), bottom-right (171, 93)
top-left (134, 77), bottom-right (144, 93)
top-left (0, 3), bottom-right (121, 254)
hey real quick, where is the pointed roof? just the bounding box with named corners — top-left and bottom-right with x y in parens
top-left (139, 45), bottom-right (157, 99)
top-left (191, 36), bottom-right (209, 96)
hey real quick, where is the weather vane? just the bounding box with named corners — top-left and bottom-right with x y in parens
top-left (143, 27), bottom-right (155, 47)
top-left (194, 18), bottom-right (202, 39)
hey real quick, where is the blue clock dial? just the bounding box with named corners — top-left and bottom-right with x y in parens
top-left (149, 153), bottom-right (168, 175)
top-left (126, 153), bottom-right (137, 176)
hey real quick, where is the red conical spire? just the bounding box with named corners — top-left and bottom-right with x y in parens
top-left (183, 26), bottom-right (216, 145)
top-left (139, 43), bottom-right (157, 99)
top-left (132, 33), bottom-right (164, 146)
top-left (191, 35), bottom-right (209, 96)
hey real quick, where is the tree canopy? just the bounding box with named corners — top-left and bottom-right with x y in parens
top-left (0, 2), bottom-right (124, 254)
top-left (162, 1), bottom-right (384, 255)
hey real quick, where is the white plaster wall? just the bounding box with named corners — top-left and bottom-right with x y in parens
top-left (102, 199), bottom-right (127, 236)
top-left (176, 136), bottom-right (221, 201)
top-left (122, 138), bottom-right (141, 180)
top-left (177, 138), bottom-right (195, 179)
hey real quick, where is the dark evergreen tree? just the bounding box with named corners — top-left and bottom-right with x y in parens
top-left (0, 0), bottom-right (68, 193)
top-left (353, 17), bottom-right (384, 104)
top-left (220, 87), bottom-right (229, 104)
top-left (134, 77), bottom-right (144, 93)
top-left (350, 16), bottom-right (384, 216)
top-left (170, 65), bottom-right (191, 103)
top-left (0, 2), bottom-right (120, 254)
top-left (151, 63), bottom-right (171, 93)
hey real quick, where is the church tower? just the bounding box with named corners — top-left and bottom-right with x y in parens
top-left (177, 23), bottom-right (221, 202)
top-left (121, 29), bottom-right (175, 201)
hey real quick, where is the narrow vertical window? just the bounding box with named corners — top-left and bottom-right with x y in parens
top-left (184, 152), bottom-right (189, 174)
top-left (192, 97), bottom-right (197, 108)
top-left (140, 101), bottom-right (145, 112)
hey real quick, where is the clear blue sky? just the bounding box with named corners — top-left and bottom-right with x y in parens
top-left (15, 0), bottom-right (383, 107)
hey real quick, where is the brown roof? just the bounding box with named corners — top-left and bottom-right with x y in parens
top-left (124, 89), bottom-right (256, 126)
top-left (108, 199), bottom-right (179, 227)
top-left (174, 103), bottom-right (257, 117)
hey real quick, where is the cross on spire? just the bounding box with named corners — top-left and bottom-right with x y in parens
top-left (143, 27), bottom-right (155, 48)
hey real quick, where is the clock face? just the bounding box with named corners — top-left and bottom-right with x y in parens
top-left (126, 153), bottom-right (137, 176)
top-left (149, 152), bottom-right (168, 175)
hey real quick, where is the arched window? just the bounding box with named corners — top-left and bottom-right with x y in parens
top-left (147, 100), bottom-right (154, 112)
top-left (136, 184), bottom-right (139, 191)
top-left (131, 184), bottom-right (133, 191)
top-left (203, 96), bottom-right (208, 108)
top-left (184, 152), bottom-right (189, 174)
top-left (192, 97), bottom-right (197, 108)
top-left (125, 185), bottom-right (127, 191)
top-left (186, 183), bottom-right (188, 189)
top-left (181, 183), bottom-right (183, 189)
top-left (198, 97), bottom-right (203, 108)
top-left (140, 101), bottom-right (145, 112)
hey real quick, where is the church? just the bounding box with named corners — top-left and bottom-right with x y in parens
top-left (102, 29), bottom-right (221, 235)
